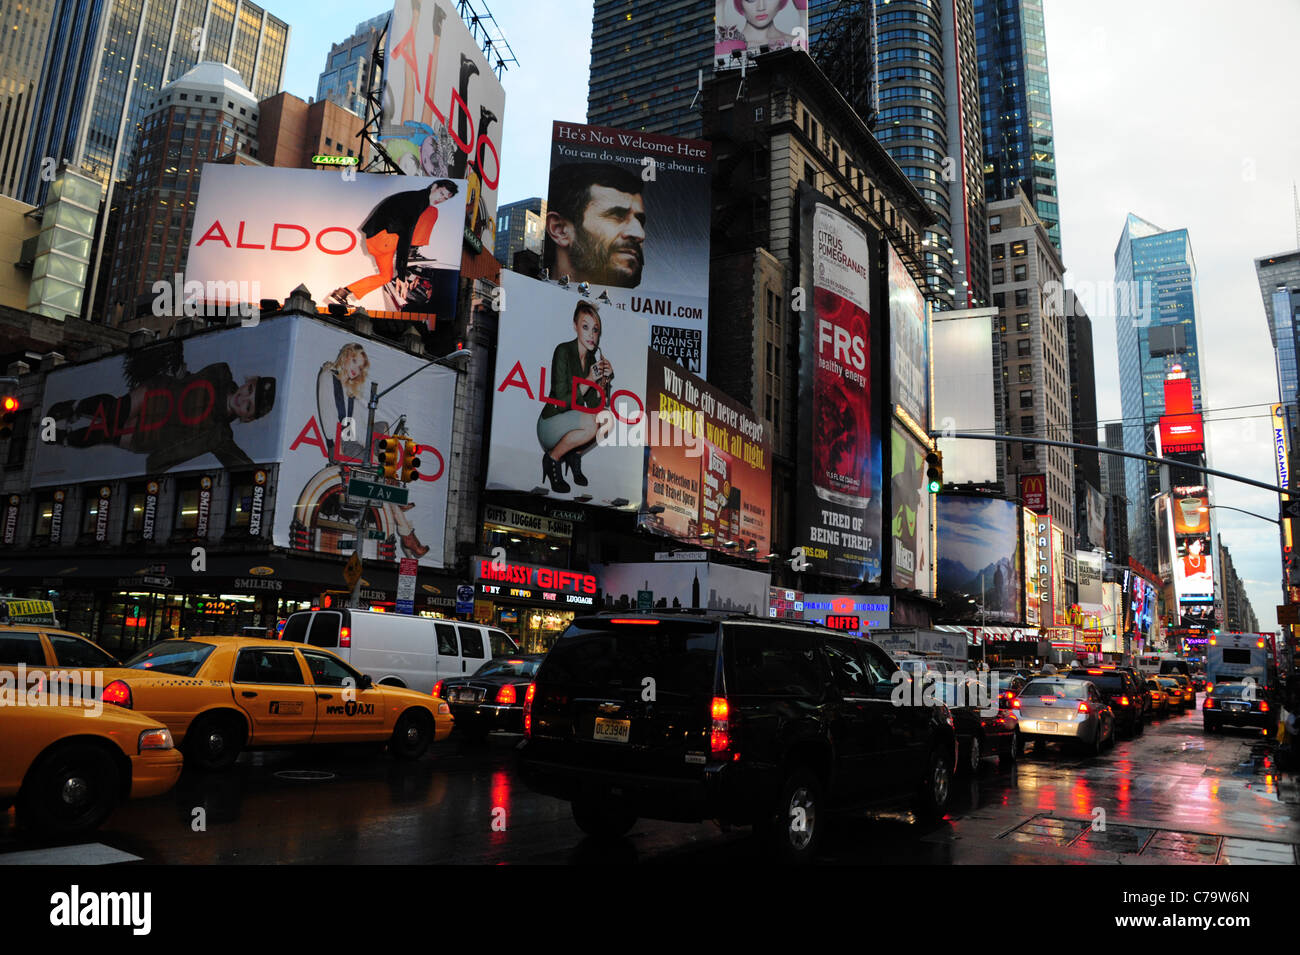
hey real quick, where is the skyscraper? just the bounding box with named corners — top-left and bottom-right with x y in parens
top-left (587, 0), bottom-right (711, 138)
top-left (19, 0), bottom-right (289, 207)
top-left (0, 0), bottom-right (57, 199)
top-left (811, 0), bottom-right (990, 312)
top-left (1255, 248), bottom-right (1300, 448)
top-left (974, 0), bottom-right (1060, 249)
top-left (493, 197), bottom-right (546, 268)
top-left (316, 14), bottom-right (388, 117)
top-left (1114, 214), bottom-right (1206, 569)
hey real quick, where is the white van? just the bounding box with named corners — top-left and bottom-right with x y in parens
top-left (282, 610), bottom-right (519, 695)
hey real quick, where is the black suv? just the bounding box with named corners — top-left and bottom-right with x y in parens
top-left (518, 613), bottom-right (959, 861)
top-left (1065, 668), bottom-right (1145, 737)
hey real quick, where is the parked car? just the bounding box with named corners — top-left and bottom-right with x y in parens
top-left (1, 704), bottom-right (182, 833)
top-left (1011, 677), bottom-right (1115, 755)
top-left (101, 636), bottom-right (452, 769)
top-left (435, 654), bottom-right (545, 738)
top-left (519, 613), bottom-right (958, 862)
top-left (283, 609), bottom-right (518, 694)
top-left (1065, 668), bottom-right (1144, 736)
top-left (1203, 683), bottom-right (1275, 735)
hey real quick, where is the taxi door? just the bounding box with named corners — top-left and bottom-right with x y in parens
top-left (229, 645), bottom-right (318, 745)
top-left (299, 649), bottom-right (386, 742)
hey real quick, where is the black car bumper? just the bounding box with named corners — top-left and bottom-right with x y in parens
top-left (1204, 709), bottom-right (1274, 731)
top-left (518, 745), bottom-right (761, 824)
top-left (449, 702), bottom-right (524, 733)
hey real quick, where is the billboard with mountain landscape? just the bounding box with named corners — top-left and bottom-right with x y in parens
top-left (936, 496), bottom-right (1022, 624)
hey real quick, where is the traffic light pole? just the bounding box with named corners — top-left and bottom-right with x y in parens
top-left (347, 380), bottom-right (383, 610)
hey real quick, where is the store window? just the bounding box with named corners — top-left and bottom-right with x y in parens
top-left (124, 482), bottom-right (149, 539)
top-left (174, 476), bottom-right (201, 533)
top-left (32, 491), bottom-right (55, 540)
top-left (229, 473), bottom-right (255, 527)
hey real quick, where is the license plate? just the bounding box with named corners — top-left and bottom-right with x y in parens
top-left (1038, 721), bottom-right (1058, 732)
top-left (593, 717), bottom-right (630, 743)
top-left (452, 688), bottom-right (479, 703)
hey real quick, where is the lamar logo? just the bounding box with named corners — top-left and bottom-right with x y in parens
top-left (325, 701), bottom-right (375, 716)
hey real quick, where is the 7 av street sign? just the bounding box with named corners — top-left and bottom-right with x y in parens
top-left (346, 476), bottom-right (409, 506)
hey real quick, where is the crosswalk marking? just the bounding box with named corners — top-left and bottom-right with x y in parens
top-left (0, 843), bottom-right (142, 865)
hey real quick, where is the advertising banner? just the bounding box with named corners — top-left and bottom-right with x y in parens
top-left (890, 422), bottom-right (931, 593)
top-left (796, 185), bottom-right (882, 582)
top-left (642, 349), bottom-right (771, 555)
top-left (800, 594), bottom-right (891, 639)
top-left (1022, 506), bottom-right (1039, 626)
top-left (475, 555), bottom-right (599, 609)
top-left (32, 322), bottom-right (292, 488)
top-left (1168, 483), bottom-right (1214, 606)
top-left (275, 319), bottom-right (456, 569)
top-left (888, 244), bottom-right (928, 428)
top-left (1174, 535), bottom-right (1214, 602)
top-left (932, 312), bottom-right (997, 483)
top-left (714, 0), bottom-right (809, 69)
top-left (1020, 473), bottom-right (1047, 513)
top-left (187, 165), bottom-right (465, 321)
top-left (1034, 515), bottom-right (1055, 625)
top-left (1086, 484), bottom-right (1106, 550)
top-left (1171, 489), bottom-right (1208, 536)
top-left (382, 0), bottom-right (506, 252)
top-left (1076, 549), bottom-right (1104, 606)
top-left (594, 560), bottom-right (769, 616)
top-left (544, 121), bottom-right (711, 373)
top-left (2, 495), bottom-right (17, 545)
top-left (487, 270), bottom-right (650, 511)
top-left (935, 496), bottom-right (1022, 623)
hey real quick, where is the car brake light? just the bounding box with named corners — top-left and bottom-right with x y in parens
top-left (1009, 697), bottom-right (1021, 709)
top-left (1258, 701), bottom-right (1269, 712)
top-left (1087, 668), bottom-right (1103, 674)
top-left (1209, 637), bottom-right (1216, 645)
top-left (523, 683), bottom-right (535, 737)
top-left (1119, 696), bottom-right (1130, 707)
top-left (1204, 698), bottom-right (1215, 709)
top-left (1205, 683), bottom-right (1213, 692)
top-left (1077, 702), bottom-right (1090, 714)
top-left (339, 626), bottom-right (351, 648)
top-left (610, 618), bottom-right (658, 625)
top-left (102, 680), bottom-right (132, 709)
top-left (496, 684), bottom-right (517, 705)
top-left (1040, 696), bottom-right (1057, 703)
top-left (711, 696), bottom-right (731, 754)
top-left (432, 681), bottom-right (444, 699)
top-left (1257, 639), bottom-right (1265, 648)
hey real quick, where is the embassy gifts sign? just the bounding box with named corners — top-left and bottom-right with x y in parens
top-left (31, 322), bottom-right (291, 487)
top-left (640, 350), bottom-right (771, 556)
top-left (276, 319), bottom-right (456, 569)
top-left (795, 185), bottom-right (883, 582)
top-left (383, 0), bottom-right (506, 252)
top-left (186, 165), bottom-right (466, 321)
top-left (487, 270), bottom-right (650, 511)
top-left (545, 121), bottom-right (712, 373)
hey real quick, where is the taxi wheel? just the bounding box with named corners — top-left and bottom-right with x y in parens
top-left (999, 730), bottom-right (1019, 772)
top-left (19, 743), bottom-right (122, 833)
top-left (185, 714), bottom-right (245, 771)
top-left (390, 710), bottom-right (432, 760)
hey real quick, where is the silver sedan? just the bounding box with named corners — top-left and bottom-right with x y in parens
top-left (1012, 678), bottom-right (1115, 756)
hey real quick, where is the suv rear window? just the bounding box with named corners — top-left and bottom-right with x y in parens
top-left (726, 626), bottom-right (826, 699)
top-left (1067, 671), bottom-right (1125, 693)
top-left (541, 623), bottom-right (718, 697)
top-left (307, 612), bottom-right (341, 649)
top-left (1023, 680), bottom-right (1087, 698)
top-left (124, 640), bottom-right (216, 676)
top-left (282, 614), bottom-right (310, 644)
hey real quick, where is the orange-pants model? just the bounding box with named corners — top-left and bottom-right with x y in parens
top-left (345, 207), bottom-right (439, 300)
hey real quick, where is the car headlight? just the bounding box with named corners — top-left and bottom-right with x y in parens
top-left (138, 727), bottom-right (174, 752)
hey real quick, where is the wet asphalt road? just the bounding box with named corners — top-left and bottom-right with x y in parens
top-left (3, 696), bottom-right (1297, 865)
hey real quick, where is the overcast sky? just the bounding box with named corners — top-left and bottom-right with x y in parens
top-left (276, 0), bottom-right (1298, 630)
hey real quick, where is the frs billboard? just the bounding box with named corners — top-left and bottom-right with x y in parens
top-left (383, 0), bottom-right (506, 252)
top-left (796, 185), bottom-right (882, 582)
top-left (544, 121), bottom-right (712, 373)
top-left (31, 322), bottom-right (292, 487)
top-left (487, 270), bottom-right (650, 511)
top-left (714, 0), bottom-right (809, 69)
top-left (642, 350), bottom-right (771, 556)
top-left (275, 320), bottom-right (456, 570)
top-left (187, 166), bottom-right (465, 320)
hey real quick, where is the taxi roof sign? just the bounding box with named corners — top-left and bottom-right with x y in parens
top-left (0, 597), bottom-right (59, 626)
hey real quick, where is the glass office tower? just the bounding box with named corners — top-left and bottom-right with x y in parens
top-left (17, 0), bottom-right (289, 206)
top-left (1114, 214), bottom-right (1205, 569)
top-left (1255, 249), bottom-right (1300, 444)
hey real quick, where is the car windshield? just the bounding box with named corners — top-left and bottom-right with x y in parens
top-left (1023, 681), bottom-right (1086, 699)
top-left (1067, 671), bottom-right (1125, 692)
top-left (123, 640), bottom-right (216, 676)
top-left (473, 657), bottom-right (542, 679)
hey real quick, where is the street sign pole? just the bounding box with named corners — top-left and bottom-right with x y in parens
top-left (349, 381), bottom-right (381, 610)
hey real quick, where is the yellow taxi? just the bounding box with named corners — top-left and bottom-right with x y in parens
top-left (1155, 675), bottom-right (1186, 710)
top-left (1, 704), bottom-right (182, 833)
top-left (100, 636), bottom-right (453, 770)
top-left (1144, 678), bottom-right (1169, 716)
top-left (0, 601), bottom-right (120, 702)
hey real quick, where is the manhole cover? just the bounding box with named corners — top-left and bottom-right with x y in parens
top-left (273, 770), bottom-right (336, 782)
top-left (1001, 814), bottom-right (1088, 847)
top-left (1141, 830), bottom-right (1220, 863)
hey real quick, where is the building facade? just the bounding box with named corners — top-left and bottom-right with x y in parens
top-left (0, 0), bottom-right (57, 199)
top-left (1217, 537), bottom-right (1259, 634)
top-left (315, 14), bottom-right (387, 117)
top-left (1100, 421), bottom-right (1130, 566)
top-left (1114, 213), bottom-right (1205, 570)
top-left (1255, 249), bottom-right (1300, 450)
top-left (493, 197), bottom-right (546, 269)
top-left (973, 0), bottom-right (1059, 249)
top-left (587, 0), bottom-right (711, 138)
top-left (102, 62), bottom-right (261, 322)
top-left (988, 190), bottom-right (1073, 544)
top-left (257, 90), bottom-right (366, 169)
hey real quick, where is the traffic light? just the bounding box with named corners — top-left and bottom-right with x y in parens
top-left (925, 448), bottom-right (943, 493)
top-left (0, 395), bottom-right (18, 439)
top-left (376, 437), bottom-right (401, 480)
top-left (400, 438), bottom-right (421, 483)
